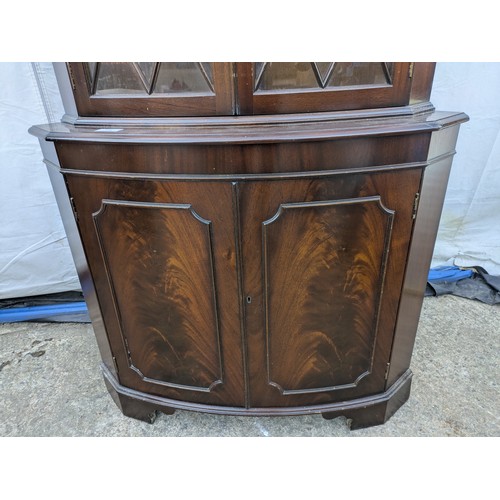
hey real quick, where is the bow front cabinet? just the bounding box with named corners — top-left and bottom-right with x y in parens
top-left (30, 62), bottom-right (468, 429)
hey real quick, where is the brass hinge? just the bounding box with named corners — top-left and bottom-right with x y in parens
top-left (384, 362), bottom-right (391, 381)
top-left (69, 197), bottom-right (79, 221)
top-left (412, 192), bottom-right (420, 219)
top-left (112, 356), bottom-right (119, 375)
top-left (408, 62), bottom-right (415, 79)
top-left (124, 337), bottom-right (131, 356)
top-left (67, 63), bottom-right (77, 90)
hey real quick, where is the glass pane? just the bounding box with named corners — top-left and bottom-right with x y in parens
top-left (256, 63), bottom-right (319, 91)
top-left (95, 62), bottom-right (147, 95)
top-left (386, 62), bottom-right (394, 77)
top-left (314, 62), bottom-right (335, 86)
top-left (254, 62), bottom-right (266, 87)
top-left (85, 62), bottom-right (97, 87)
top-left (136, 62), bottom-right (157, 88)
top-left (153, 63), bottom-right (212, 94)
top-left (328, 63), bottom-right (391, 87)
top-left (199, 63), bottom-right (214, 89)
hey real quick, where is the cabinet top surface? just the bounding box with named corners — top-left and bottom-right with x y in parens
top-left (30, 110), bottom-right (468, 145)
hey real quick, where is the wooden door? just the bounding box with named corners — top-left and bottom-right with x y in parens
top-left (65, 175), bottom-right (246, 407)
top-left (238, 168), bottom-right (422, 408)
top-left (68, 62), bottom-right (413, 117)
top-left (68, 62), bottom-right (235, 117)
top-left (235, 62), bottom-right (413, 114)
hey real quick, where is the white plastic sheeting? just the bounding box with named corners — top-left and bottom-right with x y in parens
top-left (0, 63), bottom-right (79, 299)
top-left (0, 62), bottom-right (499, 299)
top-left (430, 63), bottom-right (500, 275)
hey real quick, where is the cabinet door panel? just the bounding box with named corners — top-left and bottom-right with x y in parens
top-left (69, 62), bottom-right (234, 117)
top-left (236, 62), bottom-right (412, 114)
top-left (263, 196), bottom-right (394, 394)
top-left (65, 176), bottom-right (245, 407)
top-left (239, 169), bottom-right (422, 407)
top-left (93, 200), bottom-right (223, 392)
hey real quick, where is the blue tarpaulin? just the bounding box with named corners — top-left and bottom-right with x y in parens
top-left (0, 302), bottom-right (88, 323)
top-left (0, 291), bottom-right (90, 323)
top-left (428, 265), bottom-right (474, 283)
top-left (426, 265), bottom-right (500, 304)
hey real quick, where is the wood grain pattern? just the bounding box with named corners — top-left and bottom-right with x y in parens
top-left (262, 197), bottom-right (394, 394)
top-left (93, 200), bottom-right (222, 392)
top-left (239, 169), bottom-right (422, 408)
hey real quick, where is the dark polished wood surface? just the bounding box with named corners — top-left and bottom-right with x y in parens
top-left (239, 169), bottom-right (421, 408)
top-left (387, 124), bottom-right (462, 386)
top-left (93, 200), bottom-right (223, 392)
top-left (43, 110), bottom-right (466, 422)
top-left (64, 62), bottom-right (429, 119)
top-left (410, 63), bottom-right (436, 105)
top-left (262, 196), bottom-right (393, 394)
top-left (65, 176), bottom-right (245, 406)
top-left (31, 62), bottom-right (468, 428)
top-left (236, 62), bottom-right (413, 115)
top-left (32, 110), bottom-right (469, 145)
top-left (102, 360), bottom-right (413, 429)
top-left (54, 134), bottom-right (431, 176)
top-left (68, 62), bottom-right (235, 117)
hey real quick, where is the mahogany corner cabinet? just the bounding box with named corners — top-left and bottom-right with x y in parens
top-left (30, 62), bottom-right (468, 430)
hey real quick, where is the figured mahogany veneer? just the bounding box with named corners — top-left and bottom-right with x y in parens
top-left (30, 62), bottom-right (467, 429)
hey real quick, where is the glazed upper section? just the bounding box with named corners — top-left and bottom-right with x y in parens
top-left (57, 63), bottom-right (435, 120)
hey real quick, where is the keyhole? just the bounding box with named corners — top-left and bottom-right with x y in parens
top-left (246, 296), bottom-right (252, 304)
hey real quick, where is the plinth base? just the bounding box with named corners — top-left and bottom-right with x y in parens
top-left (101, 364), bottom-right (412, 430)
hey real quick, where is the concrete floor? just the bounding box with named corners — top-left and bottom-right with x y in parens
top-left (0, 294), bottom-right (498, 437)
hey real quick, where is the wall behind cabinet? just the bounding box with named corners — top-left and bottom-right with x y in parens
top-left (430, 62), bottom-right (500, 274)
top-left (0, 62), bottom-right (78, 299)
top-left (0, 62), bottom-right (499, 299)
